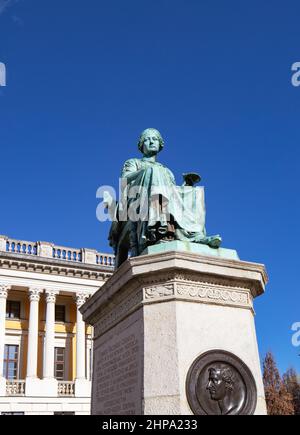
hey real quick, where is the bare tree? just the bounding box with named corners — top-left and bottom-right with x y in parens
top-left (283, 367), bottom-right (300, 415)
top-left (263, 352), bottom-right (294, 415)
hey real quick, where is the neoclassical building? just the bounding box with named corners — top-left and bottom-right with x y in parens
top-left (0, 235), bottom-right (114, 415)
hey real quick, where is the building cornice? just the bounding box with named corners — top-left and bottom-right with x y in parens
top-left (0, 251), bottom-right (113, 281)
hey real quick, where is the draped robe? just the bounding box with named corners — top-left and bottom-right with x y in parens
top-left (116, 158), bottom-right (206, 254)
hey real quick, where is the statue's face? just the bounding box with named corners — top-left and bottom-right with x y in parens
top-left (207, 370), bottom-right (227, 401)
top-left (142, 133), bottom-right (160, 156)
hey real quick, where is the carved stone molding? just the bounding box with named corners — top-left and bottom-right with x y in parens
top-left (28, 288), bottom-right (43, 302)
top-left (91, 275), bottom-right (253, 338)
top-left (176, 282), bottom-right (250, 307)
top-left (142, 278), bottom-right (251, 309)
top-left (144, 284), bottom-right (175, 299)
top-left (0, 255), bottom-right (113, 281)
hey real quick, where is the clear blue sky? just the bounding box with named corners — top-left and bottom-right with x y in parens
top-left (0, 0), bottom-right (299, 374)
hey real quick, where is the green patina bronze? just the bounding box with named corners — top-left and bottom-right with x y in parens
top-left (108, 128), bottom-right (222, 268)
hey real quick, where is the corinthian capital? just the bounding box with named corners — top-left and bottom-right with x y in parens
top-left (0, 284), bottom-right (10, 299)
top-left (45, 289), bottom-right (59, 304)
top-left (75, 292), bottom-right (90, 308)
top-left (28, 288), bottom-right (43, 302)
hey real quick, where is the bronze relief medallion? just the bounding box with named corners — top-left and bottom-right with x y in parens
top-left (186, 350), bottom-right (257, 415)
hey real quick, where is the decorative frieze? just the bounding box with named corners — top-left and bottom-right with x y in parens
top-left (92, 276), bottom-right (252, 339)
top-left (176, 283), bottom-right (250, 306)
top-left (144, 284), bottom-right (175, 299)
top-left (142, 275), bottom-right (251, 309)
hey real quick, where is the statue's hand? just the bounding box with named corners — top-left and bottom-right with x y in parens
top-left (194, 234), bottom-right (222, 249)
top-left (208, 235), bottom-right (222, 248)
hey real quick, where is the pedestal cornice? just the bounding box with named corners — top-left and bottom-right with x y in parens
top-left (81, 250), bottom-right (268, 336)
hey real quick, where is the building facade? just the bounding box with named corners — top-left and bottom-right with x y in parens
top-left (0, 235), bottom-right (114, 415)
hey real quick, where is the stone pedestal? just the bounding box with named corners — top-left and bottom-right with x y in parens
top-left (81, 248), bottom-right (268, 415)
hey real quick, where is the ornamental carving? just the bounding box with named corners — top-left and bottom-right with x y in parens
top-left (144, 284), bottom-right (175, 299)
top-left (176, 283), bottom-right (249, 306)
top-left (45, 289), bottom-right (59, 304)
top-left (186, 350), bottom-right (257, 415)
top-left (0, 285), bottom-right (9, 299)
top-left (28, 288), bottom-right (43, 302)
top-left (75, 293), bottom-right (90, 308)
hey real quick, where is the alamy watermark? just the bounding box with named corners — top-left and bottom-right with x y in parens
top-left (291, 62), bottom-right (300, 87)
top-left (96, 179), bottom-right (205, 232)
top-left (0, 62), bottom-right (6, 86)
top-left (291, 322), bottom-right (300, 347)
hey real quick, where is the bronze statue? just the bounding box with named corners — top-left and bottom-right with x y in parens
top-left (108, 128), bottom-right (221, 268)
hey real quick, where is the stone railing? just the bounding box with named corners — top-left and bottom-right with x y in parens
top-left (4, 238), bottom-right (37, 256)
top-left (57, 381), bottom-right (75, 397)
top-left (6, 380), bottom-right (26, 396)
top-left (0, 235), bottom-right (115, 268)
top-left (96, 253), bottom-right (115, 267)
top-left (53, 245), bottom-right (82, 263)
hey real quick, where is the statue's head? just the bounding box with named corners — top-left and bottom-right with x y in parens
top-left (138, 128), bottom-right (164, 156)
top-left (207, 367), bottom-right (235, 401)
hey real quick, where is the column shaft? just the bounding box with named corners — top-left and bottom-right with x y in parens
top-left (26, 289), bottom-right (42, 378)
top-left (75, 294), bottom-right (88, 380)
top-left (43, 291), bottom-right (58, 379)
top-left (0, 286), bottom-right (9, 378)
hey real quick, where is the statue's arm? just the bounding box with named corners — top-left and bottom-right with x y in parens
top-left (164, 167), bottom-right (176, 185)
top-left (121, 159), bottom-right (143, 183)
top-left (169, 170), bottom-right (176, 185)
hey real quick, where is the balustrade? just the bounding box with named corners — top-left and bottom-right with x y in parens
top-left (57, 381), bottom-right (75, 397)
top-left (0, 236), bottom-right (114, 267)
top-left (6, 380), bottom-right (25, 396)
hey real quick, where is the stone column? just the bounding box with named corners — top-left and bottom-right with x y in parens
top-left (26, 288), bottom-right (42, 378)
top-left (75, 293), bottom-right (88, 380)
top-left (0, 285), bottom-right (9, 396)
top-left (43, 290), bottom-right (59, 379)
top-left (74, 293), bottom-right (91, 397)
top-left (40, 289), bottom-right (59, 396)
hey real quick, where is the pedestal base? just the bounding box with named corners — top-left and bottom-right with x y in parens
top-left (0, 377), bottom-right (6, 397)
top-left (142, 241), bottom-right (239, 260)
top-left (75, 379), bottom-right (91, 398)
top-left (25, 377), bottom-right (43, 397)
top-left (39, 378), bottom-right (58, 397)
top-left (81, 249), bottom-right (268, 415)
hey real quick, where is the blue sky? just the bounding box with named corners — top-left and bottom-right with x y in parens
top-left (0, 0), bottom-right (299, 374)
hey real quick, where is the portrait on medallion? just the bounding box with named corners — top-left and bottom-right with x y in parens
top-left (206, 367), bottom-right (238, 415)
top-left (186, 350), bottom-right (257, 415)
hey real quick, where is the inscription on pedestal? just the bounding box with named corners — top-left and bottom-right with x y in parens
top-left (92, 312), bottom-right (143, 415)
